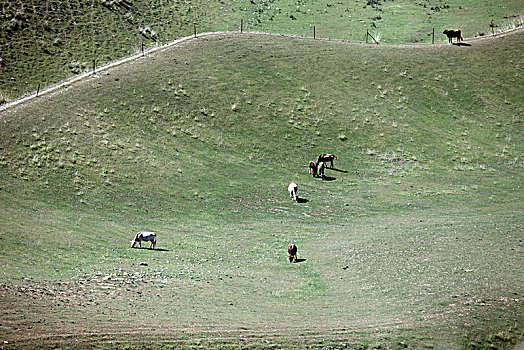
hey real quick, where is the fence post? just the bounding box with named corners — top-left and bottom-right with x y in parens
top-left (93, 59), bottom-right (96, 73)
top-left (367, 31), bottom-right (378, 44)
top-left (366, 30), bottom-right (369, 44)
top-left (36, 84), bottom-right (40, 97)
top-left (313, 25), bottom-right (316, 39)
top-left (432, 28), bottom-right (435, 44)
top-left (142, 41), bottom-right (144, 56)
top-left (194, 23), bottom-right (197, 37)
top-left (241, 19), bottom-right (243, 34)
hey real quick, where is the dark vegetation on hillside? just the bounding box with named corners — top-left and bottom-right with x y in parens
top-left (0, 0), bottom-right (240, 102)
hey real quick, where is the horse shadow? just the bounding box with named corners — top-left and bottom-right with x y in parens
top-left (133, 247), bottom-right (170, 252)
top-left (293, 258), bottom-right (307, 263)
top-left (321, 175), bottom-right (336, 181)
top-left (453, 42), bottom-right (472, 47)
top-left (330, 167), bottom-right (348, 173)
top-left (297, 198), bottom-right (309, 203)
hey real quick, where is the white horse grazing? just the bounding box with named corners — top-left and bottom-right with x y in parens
top-left (288, 182), bottom-right (298, 201)
top-left (131, 231), bottom-right (157, 249)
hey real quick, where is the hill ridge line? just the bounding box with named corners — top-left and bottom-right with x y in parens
top-left (1, 26), bottom-right (522, 114)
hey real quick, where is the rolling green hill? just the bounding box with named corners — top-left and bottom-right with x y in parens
top-left (1, 0), bottom-right (523, 103)
top-left (0, 28), bottom-right (523, 348)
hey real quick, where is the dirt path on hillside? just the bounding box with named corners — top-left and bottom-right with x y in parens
top-left (0, 26), bottom-right (522, 115)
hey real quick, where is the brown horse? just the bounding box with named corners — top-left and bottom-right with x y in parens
top-left (288, 244), bottom-right (297, 262)
top-left (443, 29), bottom-right (463, 43)
top-left (317, 153), bottom-right (337, 168)
top-left (308, 161), bottom-right (317, 176)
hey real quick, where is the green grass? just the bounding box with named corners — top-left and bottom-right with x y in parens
top-left (0, 28), bottom-right (523, 349)
top-left (1, 0), bottom-right (524, 102)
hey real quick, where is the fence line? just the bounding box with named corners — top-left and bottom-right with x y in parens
top-left (0, 28), bottom-right (364, 113)
top-left (0, 32), bottom-right (208, 113)
top-left (1, 22), bottom-right (522, 113)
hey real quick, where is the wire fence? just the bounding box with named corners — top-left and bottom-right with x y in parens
top-left (1, 12), bottom-right (523, 113)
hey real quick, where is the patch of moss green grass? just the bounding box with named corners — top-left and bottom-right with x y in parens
top-left (0, 30), bottom-right (523, 348)
top-left (1, 0), bottom-right (524, 103)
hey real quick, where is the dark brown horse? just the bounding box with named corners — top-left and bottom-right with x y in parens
top-left (288, 244), bottom-right (297, 262)
top-left (443, 29), bottom-right (463, 43)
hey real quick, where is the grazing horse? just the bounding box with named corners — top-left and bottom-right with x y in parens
top-left (317, 153), bottom-right (337, 168)
top-left (309, 160), bottom-right (325, 178)
top-left (288, 182), bottom-right (298, 201)
top-left (308, 161), bottom-right (317, 176)
top-left (131, 231), bottom-right (157, 249)
top-left (288, 243), bottom-right (297, 262)
top-left (443, 29), bottom-right (463, 43)
top-left (317, 161), bottom-right (325, 179)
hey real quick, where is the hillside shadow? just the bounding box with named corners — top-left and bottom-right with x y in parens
top-left (453, 42), bottom-right (472, 46)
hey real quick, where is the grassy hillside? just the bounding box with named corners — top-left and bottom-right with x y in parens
top-left (0, 29), bottom-right (523, 348)
top-left (1, 0), bottom-right (523, 102)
